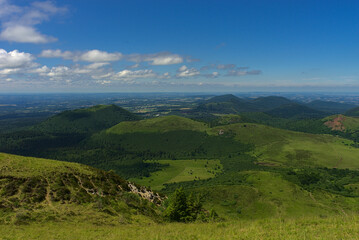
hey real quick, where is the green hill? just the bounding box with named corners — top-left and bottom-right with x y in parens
top-left (34, 104), bottom-right (140, 134)
top-left (0, 104), bottom-right (141, 157)
top-left (209, 122), bottom-right (359, 169)
top-left (107, 115), bottom-right (207, 134)
top-left (306, 100), bottom-right (356, 114)
top-left (205, 94), bottom-right (246, 104)
top-left (0, 152), bottom-right (163, 224)
top-left (195, 94), bottom-right (258, 114)
top-left (85, 115), bottom-right (249, 177)
top-left (249, 96), bottom-right (293, 111)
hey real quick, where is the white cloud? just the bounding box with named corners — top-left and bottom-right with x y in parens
top-left (40, 49), bottom-right (186, 66)
top-left (92, 72), bottom-right (113, 80)
top-left (178, 65), bottom-right (188, 72)
top-left (47, 66), bottom-right (70, 77)
top-left (39, 49), bottom-right (122, 62)
top-left (0, 25), bottom-right (56, 43)
top-left (159, 72), bottom-right (171, 79)
top-left (0, 68), bottom-right (20, 75)
top-left (176, 65), bottom-right (200, 77)
top-left (0, 0), bottom-right (21, 18)
top-left (150, 54), bottom-right (183, 65)
top-left (127, 52), bottom-right (183, 65)
top-left (115, 69), bottom-right (157, 80)
top-left (0, 49), bottom-right (35, 69)
top-left (96, 80), bottom-right (111, 85)
top-left (29, 65), bottom-right (50, 74)
top-left (0, 1), bottom-right (66, 43)
top-left (85, 62), bottom-right (110, 69)
top-left (39, 49), bottom-right (73, 59)
top-left (77, 50), bottom-right (122, 62)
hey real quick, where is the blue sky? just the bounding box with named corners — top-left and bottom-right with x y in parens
top-left (0, 0), bottom-right (359, 92)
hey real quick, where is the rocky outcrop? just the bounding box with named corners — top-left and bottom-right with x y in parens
top-left (128, 183), bottom-right (166, 205)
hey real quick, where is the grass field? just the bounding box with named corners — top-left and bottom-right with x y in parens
top-left (1, 215), bottom-right (359, 240)
top-left (177, 170), bottom-right (359, 220)
top-left (210, 123), bottom-right (359, 169)
top-left (131, 159), bottom-right (222, 190)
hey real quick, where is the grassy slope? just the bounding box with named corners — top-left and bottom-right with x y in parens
top-left (172, 170), bottom-right (359, 220)
top-left (131, 159), bottom-right (222, 190)
top-left (0, 152), bottom-right (161, 225)
top-left (2, 215), bottom-right (359, 240)
top-left (210, 123), bottom-right (359, 169)
top-left (0, 152), bottom-right (94, 177)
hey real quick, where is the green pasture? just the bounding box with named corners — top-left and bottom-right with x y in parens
top-left (131, 159), bottom-right (222, 190)
top-left (210, 123), bottom-right (359, 169)
top-left (1, 215), bottom-right (359, 240)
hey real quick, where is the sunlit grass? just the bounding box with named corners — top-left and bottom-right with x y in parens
top-left (2, 215), bottom-right (359, 240)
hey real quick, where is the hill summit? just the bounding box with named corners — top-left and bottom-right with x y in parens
top-left (33, 104), bottom-right (140, 134)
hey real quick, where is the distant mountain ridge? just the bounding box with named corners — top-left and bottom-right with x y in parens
top-left (196, 94), bottom-right (258, 113)
top-left (305, 100), bottom-right (356, 114)
top-left (195, 94), bottom-right (327, 118)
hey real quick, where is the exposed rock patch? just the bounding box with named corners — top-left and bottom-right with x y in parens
top-left (324, 115), bottom-right (346, 131)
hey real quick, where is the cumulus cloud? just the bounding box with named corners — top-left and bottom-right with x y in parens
top-left (127, 52), bottom-right (183, 65)
top-left (39, 49), bottom-right (73, 59)
top-left (0, 1), bottom-right (66, 43)
top-left (47, 66), bottom-right (70, 78)
top-left (176, 65), bottom-right (200, 77)
top-left (0, 68), bottom-right (20, 75)
top-left (0, 25), bottom-right (56, 43)
top-left (0, 49), bottom-right (35, 68)
top-left (40, 49), bottom-right (186, 66)
top-left (115, 69), bottom-right (157, 80)
top-left (39, 49), bottom-right (123, 62)
top-left (28, 65), bottom-right (50, 74)
top-left (85, 62), bottom-right (110, 69)
top-left (77, 50), bottom-right (122, 62)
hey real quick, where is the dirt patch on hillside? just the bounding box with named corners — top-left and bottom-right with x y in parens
top-left (324, 115), bottom-right (346, 131)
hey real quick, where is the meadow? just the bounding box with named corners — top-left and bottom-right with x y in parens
top-left (131, 159), bottom-right (222, 190)
top-left (209, 123), bottom-right (359, 169)
top-left (1, 215), bottom-right (359, 240)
